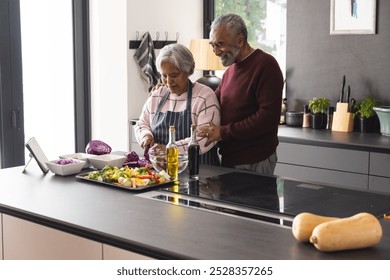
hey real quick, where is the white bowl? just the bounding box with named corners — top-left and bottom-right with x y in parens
top-left (45, 159), bottom-right (85, 176)
top-left (59, 152), bottom-right (95, 169)
top-left (88, 154), bottom-right (127, 170)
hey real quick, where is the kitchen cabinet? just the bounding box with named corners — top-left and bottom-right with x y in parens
top-left (369, 153), bottom-right (390, 193)
top-left (2, 214), bottom-right (102, 260)
top-left (275, 142), bottom-right (369, 190)
top-left (1, 214), bottom-right (155, 260)
top-left (276, 127), bottom-right (390, 194)
top-left (103, 244), bottom-right (154, 260)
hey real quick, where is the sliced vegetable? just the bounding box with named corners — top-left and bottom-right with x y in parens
top-left (145, 165), bottom-right (152, 175)
top-left (131, 177), bottom-right (136, 188)
top-left (122, 178), bottom-right (132, 187)
top-left (159, 170), bottom-right (170, 181)
top-left (84, 164), bottom-right (169, 188)
top-left (152, 173), bottom-right (160, 184)
top-left (135, 178), bottom-right (150, 187)
top-left (137, 174), bottom-right (152, 179)
top-left (54, 158), bottom-right (79, 165)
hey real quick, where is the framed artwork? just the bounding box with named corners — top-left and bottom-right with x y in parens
top-left (330, 0), bottom-right (377, 35)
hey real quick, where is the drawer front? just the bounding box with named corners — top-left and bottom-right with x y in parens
top-left (3, 215), bottom-right (102, 260)
top-left (275, 163), bottom-right (368, 190)
top-left (103, 244), bottom-right (155, 260)
top-left (277, 142), bottom-right (369, 174)
top-left (369, 176), bottom-right (390, 194)
top-left (370, 152), bottom-right (390, 177)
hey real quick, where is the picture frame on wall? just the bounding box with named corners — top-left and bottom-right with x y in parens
top-left (330, 0), bottom-right (376, 35)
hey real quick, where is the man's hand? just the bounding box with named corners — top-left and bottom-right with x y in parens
top-left (197, 123), bottom-right (222, 147)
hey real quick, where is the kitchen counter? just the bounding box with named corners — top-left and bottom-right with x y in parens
top-left (1, 162), bottom-right (390, 259)
top-left (278, 125), bottom-right (390, 154)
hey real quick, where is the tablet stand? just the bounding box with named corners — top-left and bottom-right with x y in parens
top-left (22, 153), bottom-right (33, 173)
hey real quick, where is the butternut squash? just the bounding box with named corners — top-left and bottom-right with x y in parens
top-left (310, 212), bottom-right (383, 252)
top-left (292, 212), bottom-right (339, 242)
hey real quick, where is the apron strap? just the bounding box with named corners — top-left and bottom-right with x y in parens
top-left (155, 80), bottom-right (193, 119)
top-left (186, 80), bottom-right (193, 132)
top-left (155, 89), bottom-right (170, 115)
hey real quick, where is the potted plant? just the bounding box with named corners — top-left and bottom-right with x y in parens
top-left (308, 97), bottom-right (330, 129)
top-left (355, 97), bottom-right (381, 133)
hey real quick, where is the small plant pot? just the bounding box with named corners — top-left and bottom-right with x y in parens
top-left (359, 117), bottom-right (369, 133)
top-left (310, 113), bottom-right (326, 129)
top-left (358, 116), bottom-right (380, 133)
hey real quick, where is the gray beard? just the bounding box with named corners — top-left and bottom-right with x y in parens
top-left (220, 47), bottom-right (240, 66)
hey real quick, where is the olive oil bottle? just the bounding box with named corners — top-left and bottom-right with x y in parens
top-left (166, 126), bottom-right (179, 181)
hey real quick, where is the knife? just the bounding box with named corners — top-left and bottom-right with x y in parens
top-left (340, 75), bottom-right (346, 103)
top-left (349, 98), bottom-right (356, 113)
top-left (346, 85), bottom-right (351, 104)
top-left (144, 144), bottom-right (150, 162)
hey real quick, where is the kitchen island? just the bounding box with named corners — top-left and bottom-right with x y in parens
top-left (0, 162), bottom-right (390, 260)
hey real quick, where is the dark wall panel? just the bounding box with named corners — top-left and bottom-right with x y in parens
top-left (286, 0), bottom-right (390, 111)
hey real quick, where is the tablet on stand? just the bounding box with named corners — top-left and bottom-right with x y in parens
top-left (24, 137), bottom-right (49, 173)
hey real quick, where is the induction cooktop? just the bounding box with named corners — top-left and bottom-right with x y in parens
top-left (161, 172), bottom-right (390, 219)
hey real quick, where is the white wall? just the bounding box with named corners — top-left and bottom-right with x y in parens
top-left (90, 0), bottom-right (204, 152)
top-left (90, 0), bottom-right (128, 152)
top-left (127, 0), bottom-right (204, 120)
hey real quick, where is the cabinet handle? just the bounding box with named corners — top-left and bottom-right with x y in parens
top-left (12, 110), bottom-right (17, 128)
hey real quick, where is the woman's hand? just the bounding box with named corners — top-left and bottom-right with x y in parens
top-left (141, 136), bottom-right (155, 149)
top-left (149, 143), bottom-right (166, 155)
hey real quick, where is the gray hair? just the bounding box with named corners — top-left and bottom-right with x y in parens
top-left (156, 43), bottom-right (195, 75)
top-left (211, 13), bottom-right (248, 41)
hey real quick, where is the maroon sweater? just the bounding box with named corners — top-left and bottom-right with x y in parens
top-left (215, 49), bottom-right (284, 167)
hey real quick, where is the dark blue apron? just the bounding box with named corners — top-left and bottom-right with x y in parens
top-left (151, 80), bottom-right (219, 165)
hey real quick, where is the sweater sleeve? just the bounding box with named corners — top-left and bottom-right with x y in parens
top-left (133, 88), bottom-right (165, 145)
top-left (133, 98), bottom-right (154, 145)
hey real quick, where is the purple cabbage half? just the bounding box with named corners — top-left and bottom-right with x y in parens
top-left (85, 140), bottom-right (112, 155)
top-left (124, 148), bottom-right (151, 167)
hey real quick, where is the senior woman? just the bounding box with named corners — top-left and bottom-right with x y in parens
top-left (134, 43), bottom-right (221, 165)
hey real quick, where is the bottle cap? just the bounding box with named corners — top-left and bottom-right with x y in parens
top-left (304, 105), bottom-right (309, 114)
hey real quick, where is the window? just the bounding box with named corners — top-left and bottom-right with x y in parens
top-left (20, 0), bottom-right (75, 161)
top-left (0, 0), bottom-right (90, 168)
top-left (206, 0), bottom-right (286, 77)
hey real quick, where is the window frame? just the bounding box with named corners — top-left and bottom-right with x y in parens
top-left (203, 0), bottom-right (215, 38)
top-left (0, 0), bottom-right (91, 168)
top-left (73, 0), bottom-right (91, 153)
